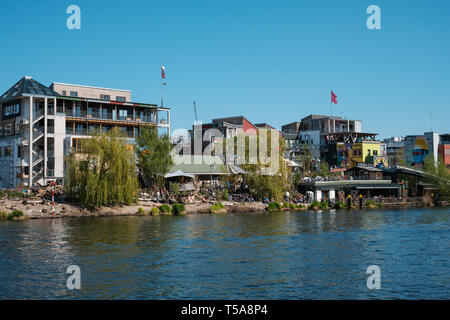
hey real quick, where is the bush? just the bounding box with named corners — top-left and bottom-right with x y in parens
top-left (289, 203), bottom-right (296, 210)
top-left (210, 202), bottom-right (226, 214)
top-left (0, 211), bottom-right (7, 221)
top-left (159, 204), bottom-right (171, 214)
top-left (138, 207), bottom-right (145, 214)
top-left (334, 201), bottom-right (346, 209)
top-left (376, 201), bottom-right (383, 208)
top-left (267, 202), bottom-right (282, 211)
top-left (282, 201), bottom-right (289, 208)
top-left (366, 200), bottom-right (377, 208)
top-left (319, 201), bottom-right (328, 210)
top-left (220, 189), bottom-right (229, 201)
top-left (172, 203), bottom-right (186, 215)
top-left (169, 183), bottom-right (180, 198)
top-left (7, 210), bottom-right (24, 220)
top-left (309, 201), bottom-right (321, 210)
top-left (151, 207), bottom-right (160, 215)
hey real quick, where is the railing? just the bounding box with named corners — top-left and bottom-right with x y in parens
top-left (34, 108), bottom-right (44, 119)
top-left (65, 109), bottom-right (157, 124)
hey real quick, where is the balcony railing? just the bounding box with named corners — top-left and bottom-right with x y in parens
top-left (65, 109), bottom-right (156, 124)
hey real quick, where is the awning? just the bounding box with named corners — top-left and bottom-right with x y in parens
top-left (180, 182), bottom-right (195, 191)
top-left (164, 170), bottom-right (195, 179)
top-left (227, 164), bottom-right (249, 175)
top-left (356, 186), bottom-right (399, 190)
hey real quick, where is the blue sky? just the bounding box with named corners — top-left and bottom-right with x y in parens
top-left (0, 0), bottom-right (449, 139)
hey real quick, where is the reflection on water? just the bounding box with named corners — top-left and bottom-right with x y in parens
top-left (0, 208), bottom-right (449, 299)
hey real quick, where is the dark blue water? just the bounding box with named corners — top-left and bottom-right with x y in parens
top-left (0, 208), bottom-right (448, 299)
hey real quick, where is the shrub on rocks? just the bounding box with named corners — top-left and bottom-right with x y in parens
top-left (151, 207), bottom-right (160, 215)
top-left (267, 202), bottom-right (282, 212)
top-left (172, 203), bottom-right (186, 215)
top-left (159, 204), bottom-right (171, 214)
top-left (210, 202), bottom-right (227, 214)
top-left (7, 210), bottom-right (25, 221)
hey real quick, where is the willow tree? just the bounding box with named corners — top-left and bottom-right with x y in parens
top-left (221, 130), bottom-right (290, 201)
top-left (423, 154), bottom-right (450, 197)
top-left (65, 129), bottom-right (138, 207)
top-left (135, 126), bottom-right (174, 188)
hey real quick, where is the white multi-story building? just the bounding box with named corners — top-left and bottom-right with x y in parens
top-left (0, 76), bottom-right (170, 188)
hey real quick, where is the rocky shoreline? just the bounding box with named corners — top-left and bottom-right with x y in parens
top-left (0, 197), bottom-right (447, 220)
top-left (0, 198), bottom-right (268, 219)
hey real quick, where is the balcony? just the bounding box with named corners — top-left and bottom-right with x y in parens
top-left (66, 109), bottom-right (156, 124)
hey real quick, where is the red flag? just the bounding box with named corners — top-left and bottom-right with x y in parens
top-left (331, 90), bottom-right (338, 104)
top-left (161, 65), bottom-right (166, 79)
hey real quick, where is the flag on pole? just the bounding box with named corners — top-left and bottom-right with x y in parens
top-left (331, 90), bottom-right (338, 104)
top-left (161, 65), bottom-right (166, 79)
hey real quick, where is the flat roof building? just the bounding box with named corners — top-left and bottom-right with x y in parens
top-left (0, 76), bottom-right (170, 188)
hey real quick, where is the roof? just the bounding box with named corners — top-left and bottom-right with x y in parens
top-left (0, 76), bottom-right (59, 101)
top-left (170, 155), bottom-right (228, 175)
top-left (254, 123), bottom-right (276, 130)
top-left (346, 165), bottom-right (383, 173)
top-left (51, 82), bottom-right (131, 92)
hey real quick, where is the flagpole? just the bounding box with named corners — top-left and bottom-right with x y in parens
top-left (161, 77), bottom-right (164, 107)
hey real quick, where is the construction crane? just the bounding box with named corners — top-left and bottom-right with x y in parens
top-left (193, 101), bottom-right (199, 122)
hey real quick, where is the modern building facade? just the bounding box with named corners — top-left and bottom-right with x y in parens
top-left (282, 114), bottom-right (385, 169)
top-left (0, 76), bottom-right (170, 188)
top-left (438, 134), bottom-right (450, 170)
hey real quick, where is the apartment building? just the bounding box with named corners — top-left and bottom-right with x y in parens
top-left (281, 115), bottom-right (365, 167)
top-left (0, 76), bottom-right (170, 188)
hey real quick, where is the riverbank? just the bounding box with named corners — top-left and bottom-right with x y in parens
top-left (1, 197), bottom-right (449, 220)
top-left (0, 198), bottom-right (270, 219)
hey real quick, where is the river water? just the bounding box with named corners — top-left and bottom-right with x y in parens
top-left (0, 208), bottom-right (448, 299)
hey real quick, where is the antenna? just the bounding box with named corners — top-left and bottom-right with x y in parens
top-left (430, 111), bottom-right (433, 132)
top-left (193, 101), bottom-right (199, 122)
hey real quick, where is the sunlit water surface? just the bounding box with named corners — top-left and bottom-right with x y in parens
top-left (0, 208), bottom-right (448, 299)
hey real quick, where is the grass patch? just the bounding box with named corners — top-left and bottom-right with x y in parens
top-left (7, 210), bottom-right (25, 221)
top-left (159, 204), bottom-right (172, 214)
top-left (334, 201), bottom-right (346, 209)
top-left (267, 202), bottom-right (282, 212)
top-left (172, 203), bottom-right (186, 215)
top-left (137, 207), bottom-right (145, 214)
top-left (151, 207), bottom-right (160, 215)
top-left (210, 202), bottom-right (227, 214)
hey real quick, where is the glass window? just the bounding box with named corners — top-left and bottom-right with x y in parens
top-left (5, 146), bottom-right (12, 157)
top-left (100, 95), bottom-right (110, 101)
top-left (116, 96), bottom-right (126, 102)
top-left (62, 90), bottom-right (66, 96)
top-left (70, 91), bottom-right (78, 97)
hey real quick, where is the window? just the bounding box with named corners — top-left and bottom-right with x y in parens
top-left (70, 91), bottom-right (78, 97)
top-left (62, 90), bottom-right (67, 96)
top-left (4, 146), bottom-right (12, 157)
top-left (373, 150), bottom-right (378, 156)
top-left (116, 96), bottom-right (126, 102)
top-left (0, 147), bottom-right (2, 157)
top-left (17, 146), bottom-right (22, 158)
top-left (100, 95), bottom-right (110, 101)
top-left (3, 103), bottom-right (20, 117)
top-left (3, 124), bottom-right (12, 136)
top-left (119, 109), bottom-right (127, 120)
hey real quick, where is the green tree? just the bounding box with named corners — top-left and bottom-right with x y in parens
top-left (319, 161), bottom-right (330, 177)
top-left (423, 154), bottom-right (450, 196)
top-left (135, 126), bottom-right (174, 188)
top-left (65, 129), bottom-right (138, 207)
